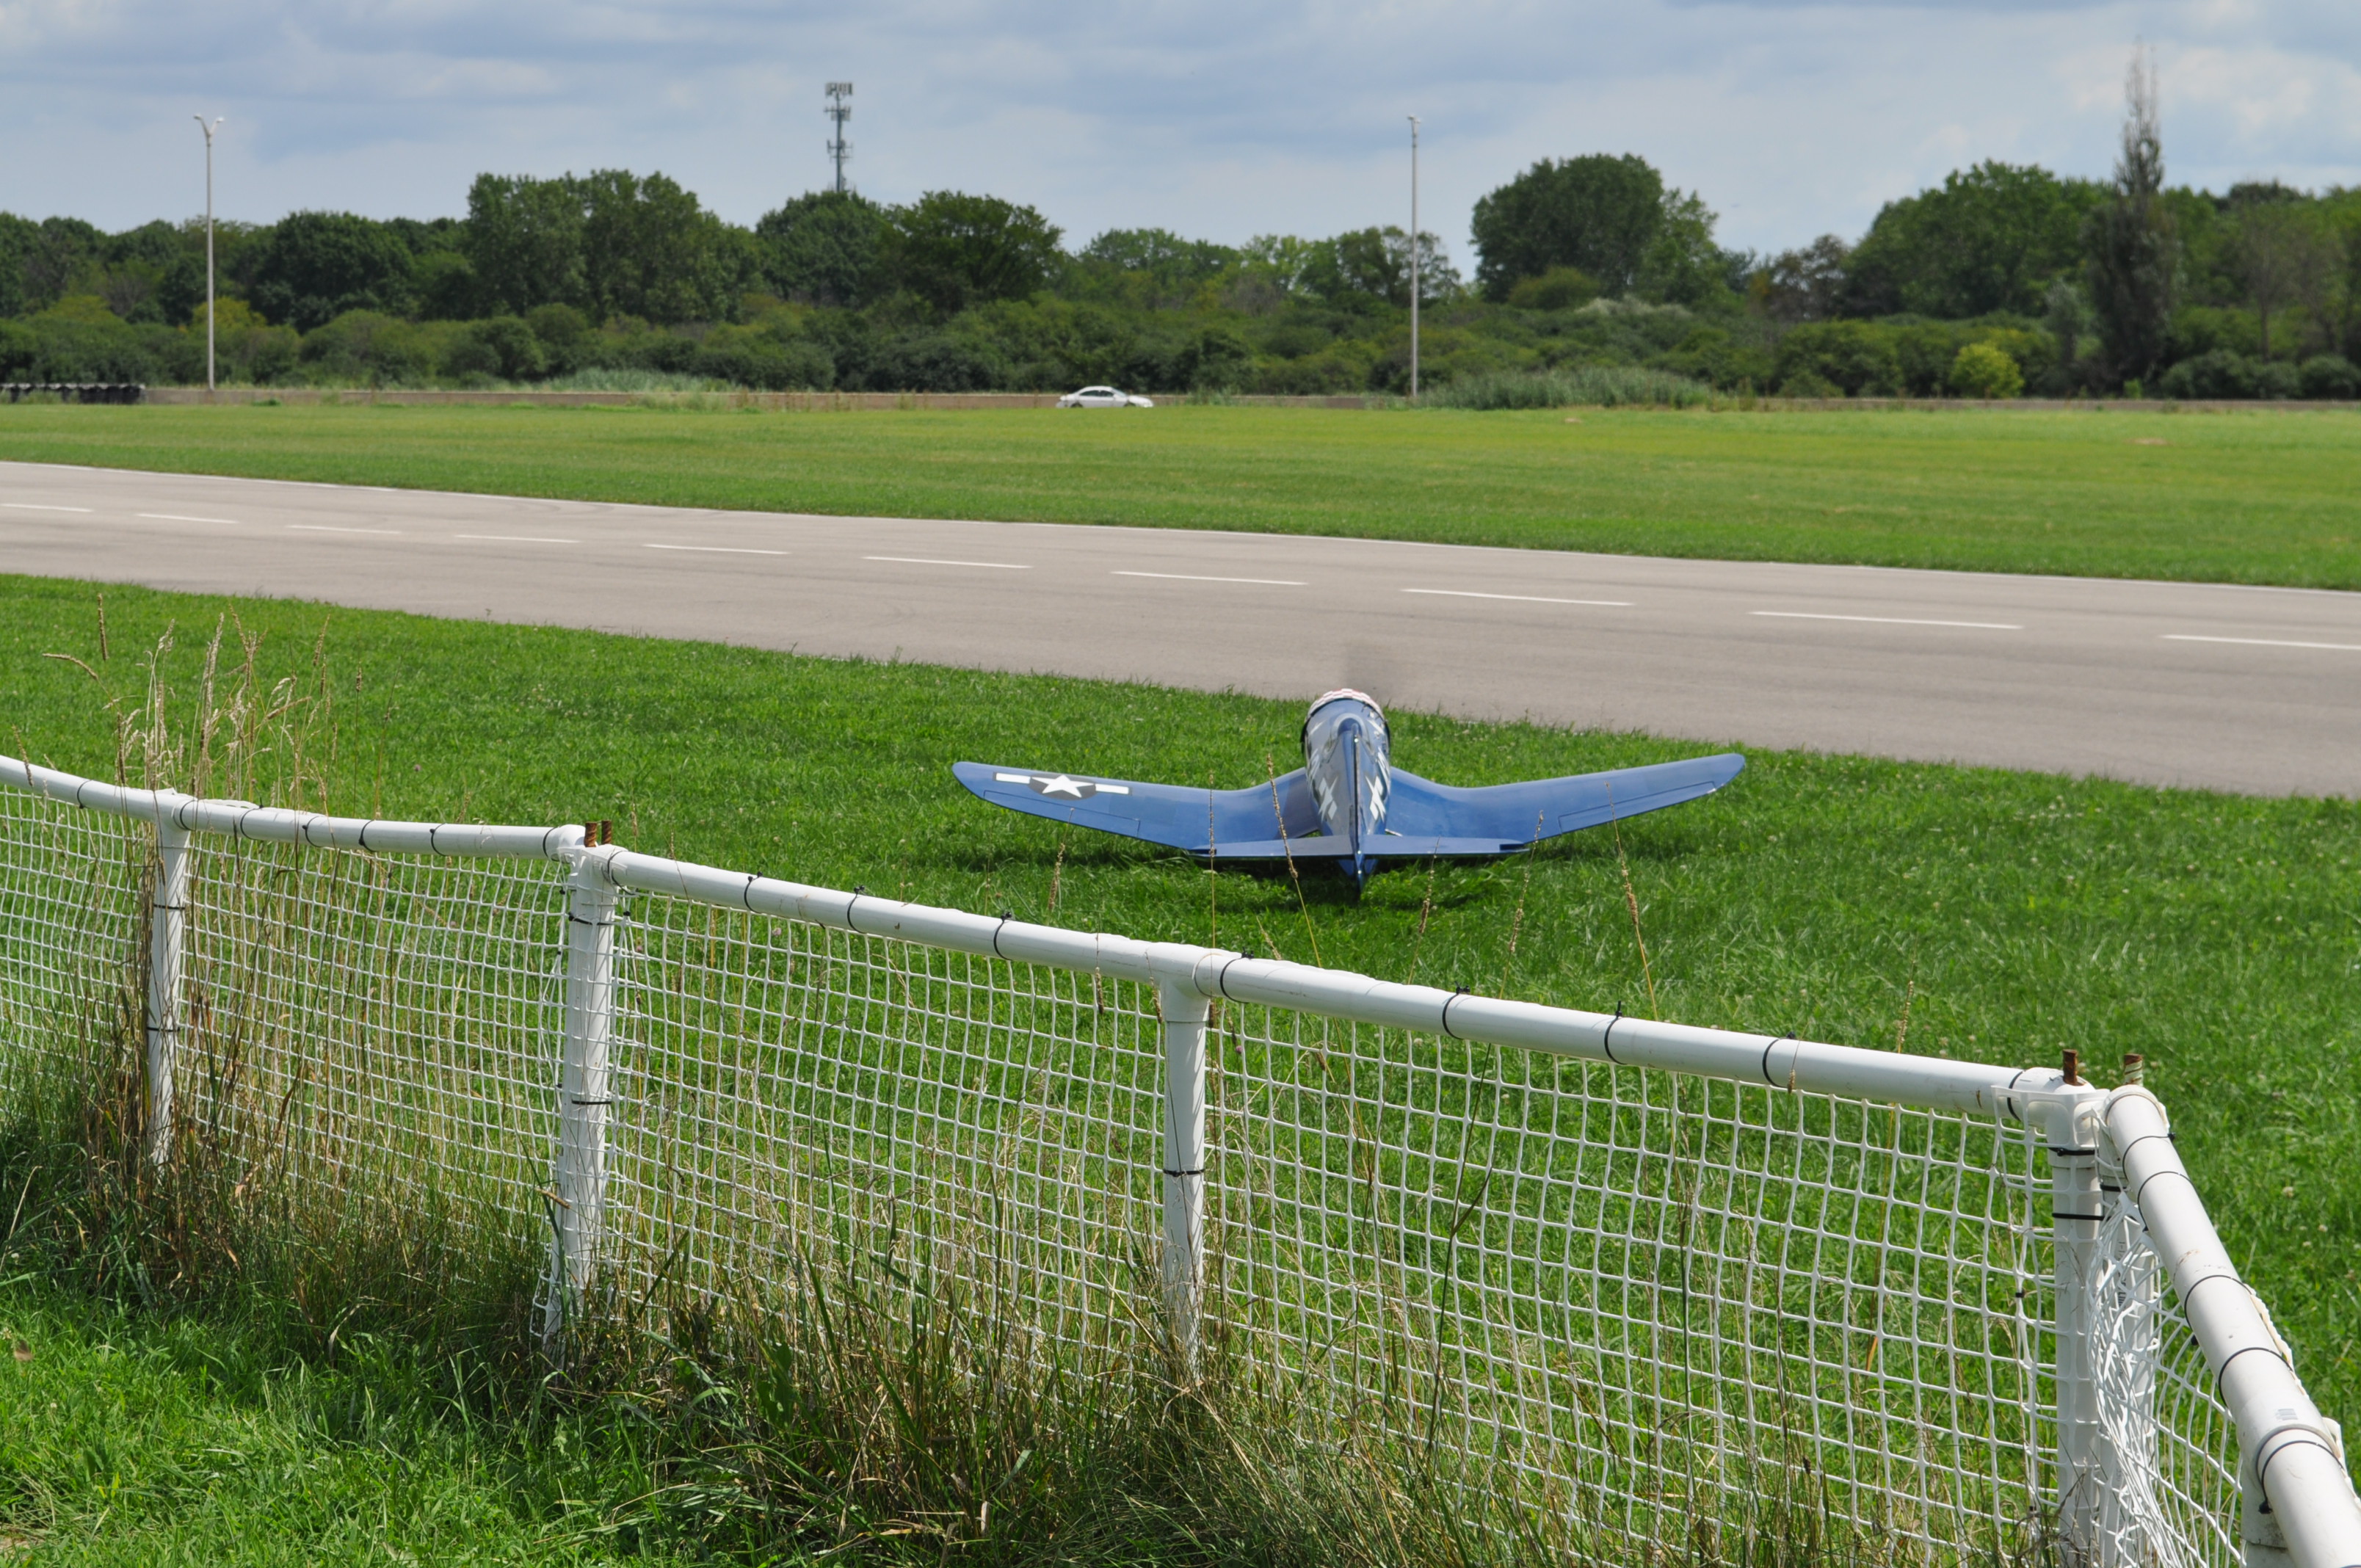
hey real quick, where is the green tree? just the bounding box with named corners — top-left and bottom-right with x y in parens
top-left (249, 212), bottom-right (415, 330)
top-left (1069, 228), bottom-right (1238, 308)
top-left (20, 217), bottom-right (104, 313)
top-left (464, 173), bottom-right (588, 317)
top-left (578, 170), bottom-right (744, 324)
top-left (1753, 236), bottom-right (1851, 322)
top-left (1470, 154), bottom-right (1665, 300)
top-left (2084, 53), bottom-right (2180, 385)
top-left (878, 192), bottom-right (1063, 316)
top-left (1846, 161), bottom-right (2105, 318)
top-left (0, 213), bottom-right (35, 317)
top-left (2225, 192), bottom-right (2341, 360)
top-left (1306, 227), bottom-right (1459, 308)
top-left (755, 191), bottom-right (886, 306)
top-left (1638, 190), bottom-right (1736, 306)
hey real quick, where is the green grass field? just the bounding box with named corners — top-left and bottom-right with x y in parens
top-left (4, 573), bottom-right (2358, 1559)
top-left (0, 1279), bottom-right (665, 1566)
top-left (4, 400), bottom-right (2360, 586)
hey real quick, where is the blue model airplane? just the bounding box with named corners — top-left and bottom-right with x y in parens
top-left (954, 689), bottom-right (1745, 890)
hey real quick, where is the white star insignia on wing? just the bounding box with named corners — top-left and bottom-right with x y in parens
top-left (1037, 774), bottom-right (1086, 797)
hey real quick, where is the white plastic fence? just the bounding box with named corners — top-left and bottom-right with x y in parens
top-left (2, 752), bottom-right (2356, 1567)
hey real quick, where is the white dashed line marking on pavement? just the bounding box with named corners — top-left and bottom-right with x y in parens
top-left (458, 533), bottom-right (580, 544)
top-left (139, 512), bottom-right (242, 524)
top-left (287, 524), bottom-right (402, 534)
top-left (867, 556), bottom-right (1030, 570)
top-left (4, 503), bottom-right (91, 512)
top-left (1752, 611), bottom-right (2022, 630)
top-left (1403, 588), bottom-right (1632, 606)
top-left (644, 543), bottom-right (787, 556)
top-left (1114, 570), bottom-right (1305, 586)
top-left (2163, 634), bottom-right (2361, 653)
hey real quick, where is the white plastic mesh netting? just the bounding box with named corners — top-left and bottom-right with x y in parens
top-left (0, 783), bottom-right (146, 1094)
top-left (173, 833), bottom-right (571, 1249)
top-left (0, 782), bottom-right (2260, 1565)
top-left (2088, 1164), bottom-right (2241, 1568)
top-left (596, 891), bottom-right (2058, 1558)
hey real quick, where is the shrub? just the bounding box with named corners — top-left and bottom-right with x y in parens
top-left (2157, 349), bottom-right (2300, 400)
top-left (689, 335), bottom-right (834, 391)
top-left (2298, 355), bottom-right (2360, 400)
top-left (1777, 369), bottom-right (1842, 399)
top-left (859, 330), bottom-right (1007, 391)
top-left (1506, 266), bottom-right (1600, 311)
top-left (1948, 341), bottom-right (2024, 399)
top-left (526, 303), bottom-right (592, 372)
top-left (1773, 321), bottom-right (1901, 396)
top-left (445, 316), bottom-right (548, 382)
top-left (2159, 350), bottom-right (2255, 400)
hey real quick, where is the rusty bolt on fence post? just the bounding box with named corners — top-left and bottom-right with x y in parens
top-left (2121, 1053), bottom-right (2144, 1085)
top-left (2062, 1048), bottom-right (2082, 1086)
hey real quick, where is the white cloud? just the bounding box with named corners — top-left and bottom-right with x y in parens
top-left (1, 0), bottom-right (2354, 254)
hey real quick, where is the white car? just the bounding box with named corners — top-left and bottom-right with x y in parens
top-left (1057, 385), bottom-right (1153, 408)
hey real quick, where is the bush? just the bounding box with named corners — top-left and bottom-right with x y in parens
top-left (1424, 364), bottom-right (1711, 410)
top-left (2158, 350), bottom-right (2255, 400)
top-left (1773, 321), bottom-right (1901, 396)
top-left (444, 316), bottom-right (547, 382)
top-left (1948, 341), bottom-right (2023, 399)
top-left (2158, 350), bottom-right (2300, 401)
top-left (2297, 355), bottom-right (2360, 400)
top-left (859, 330), bottom-right (1007, 392)
top-left (1506, 266), bottom-right (1599, 311)
top-left (526, 303), bottom-right (592, 372)
top-left (689, 335), bottom-right (834, 391)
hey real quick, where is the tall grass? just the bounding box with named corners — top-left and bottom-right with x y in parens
top-left (1423, 365), bottom-right (1713, 410)
top-left (537, 369), bottom-right (722, 394)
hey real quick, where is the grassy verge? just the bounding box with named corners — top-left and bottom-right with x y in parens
top-left (0, 1277), bottom-right (662, 1566)
top-left (1, 401), bottom-right (2358, 586)
top-left (4, 573), bottom-right (2357, 1557)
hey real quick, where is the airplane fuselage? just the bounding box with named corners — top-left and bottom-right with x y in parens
top-left (1301, 689), bottom-right (1392, 888)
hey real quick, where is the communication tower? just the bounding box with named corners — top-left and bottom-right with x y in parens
top-left (825, 82), bottom-right (853, 193)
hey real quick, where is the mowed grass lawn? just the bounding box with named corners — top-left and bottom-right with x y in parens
top-left (2, 400), bottom-right (2359, 586)
top-left (4, 574), bottom-right (2359, 1555)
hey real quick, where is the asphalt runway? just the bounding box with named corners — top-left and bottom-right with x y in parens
top-left (4, 460), bottom-right (2357, 796)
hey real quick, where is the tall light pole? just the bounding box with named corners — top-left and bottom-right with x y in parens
top-left (1407, 116), bottom-right (1421, 402)
top-left (193, 116), bottom-right (223, 394)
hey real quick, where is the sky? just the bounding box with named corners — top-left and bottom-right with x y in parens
top-left (3, 0), bottom-right (2357, 264)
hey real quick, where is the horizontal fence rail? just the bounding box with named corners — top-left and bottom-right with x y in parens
top-left (4, 752), bottom-right (2356, 1567)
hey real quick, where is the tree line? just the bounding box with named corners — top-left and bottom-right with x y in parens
top-left (4, 79), bottom-right (2355, 401)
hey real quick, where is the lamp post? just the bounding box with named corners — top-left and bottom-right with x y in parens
top-left (193, 116), bottom-right (223, 395)
top-left (1407, 116), bottom-right (1420, 402)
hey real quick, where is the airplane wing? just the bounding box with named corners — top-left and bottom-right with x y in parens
top-left (953, 761), bottom-right (1319, 854)
top-left (1383, 753), bottom-right (1745, 848)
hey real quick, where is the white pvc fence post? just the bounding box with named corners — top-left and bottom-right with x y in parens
top-left (2052, 1072), bottom-right (2107, 1564)
top-left (145, 816), bottom-right (189, 1166)
top-left (546, 849), bottom-right (619, 1336)
top-left (1158, 979), bottom-right (1210, 1376)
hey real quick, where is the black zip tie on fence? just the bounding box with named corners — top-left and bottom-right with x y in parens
top-left (569, 1097), bottom-right (615, 1107)
top-left (1600, 1006), bottom-right (1624, 1064)
top-left (1757, 1033), bottom-right (1791, 1087)
top-left (1161, 1166), bottom-right (1204, 1178)
top-left (1439, 987), bottom-right (1470, 1039)
top-left (993, 911), bottom-right (1014, 957)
